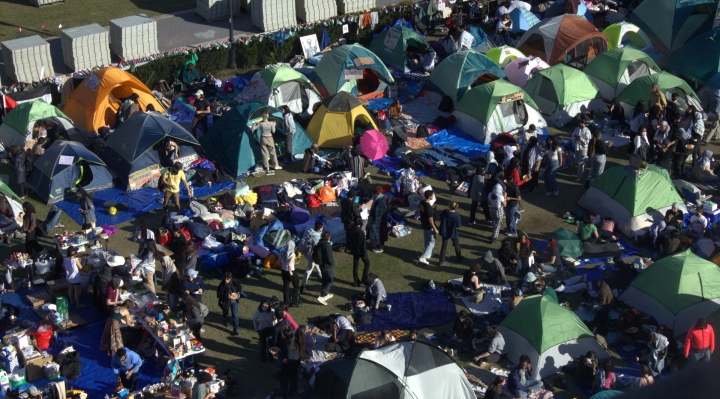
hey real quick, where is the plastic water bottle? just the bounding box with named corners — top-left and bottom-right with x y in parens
top-left (489, 287), bottom-right (495, 295)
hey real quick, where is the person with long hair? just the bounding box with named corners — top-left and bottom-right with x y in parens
top-left (637, 331), bottom-right (669, 377)
top-left (191, 371), bottom-right (216, 399)
top-left (484, 376), bottom-right (511, 399)
top-left (279, 326), bottom-right (301, 398)
top-left (504, 178), bottom-right (521, 238)
top-left (348, 221), bottom-right (370, 286)
top-left (468, 164), bottom-right (487, 224)
top-left (521, 136), bottom-right (542, 194)
top-left (252, 111), bottom-right (282, 172)
top-left (544, 135), bottom-right (562, 196)
top-left (444, 310), bottom-right (473, 356)
top-left (633, 365), bottom-right (654, 388)
top-left (64, 246), bottom-right (84, 308)
top-left (100, 300), bottom-right (137, 356)
top-left (508, 355), bottom-right (543, 397)
top-left (76, 187), bottom-right (96, 230)
top-left (253, 299), bottom-right (277, 362)
top-left (594, 359), bottom-right (616, 392)
top-left (587, 129), bottom-right (612, 182)
top-left (388, 98), bottom-right (410, 120)
top-left (280, 241), bottom-right (301, 307)
top-left (182, 242), bottom-right (198, 271)
top-left (182, 294), bottom-right (205, 340)
top-left (21, 202), bottom-right (43, 254)
top-left (628, 100), bottom-right (647, 155)
top-left (282, 105), bottom-right (296, 163)
top-left (367, 186), bottom-right (388, 253)
top-left (473, 326), bottom-right (505, 364)
top-left (160, 162), bottom-right (192, 214)
top-left (161, 256), bottom-right (181, 313)
top-left (134, 220), bottom-right (155, 255)
top-left (648, 83), bottom-right (667, 112)
top-left (138, 239), bottom-right (158, 294)
top-left (504, 157), bottom-right (528, 188)
top-left (572, 121), bottom-right (592, 181)
top-left (684, 317), bottom-right (715, 363)
top-left (2, 145), bottom-right (27, 198)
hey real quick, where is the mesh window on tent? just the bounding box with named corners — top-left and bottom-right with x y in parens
top-left (537, 77), bottom-right (559, 103)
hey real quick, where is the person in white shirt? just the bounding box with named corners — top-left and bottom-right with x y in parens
top-left (572, 122), bottom-right (592, 181)
top-left (488, 176), bottom-right (507, 244)
top-left (374, 330), bottom-right (397, 349)
top-left (522, 124), bottom-right (537, 143)
top-left (689, 208), bottom-right (708, 239)
top-left (633, 127), bottom-right (650, 161)
top-left (495, 14), bottom-right (513, 45)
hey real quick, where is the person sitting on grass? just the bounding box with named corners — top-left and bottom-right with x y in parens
top-left (461, 263), bottom-right (484, 294)
top-left (473, 326), bottom-right (506, 364)
top-left (374, 330), bottom-right (396, 349)
top-left (362, 273), bottom-right (391, 311)
top-left (444, 310), bottom-right (473, 356)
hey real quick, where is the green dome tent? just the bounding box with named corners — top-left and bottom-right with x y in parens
top-left (550, 228), bottom-right (583, 259)
top-left (524, 64), bottom-right (605, 127)
top-left (619, 250), bottom-right (720, 335)
top-left (369, 26), bottom-right (430, 73)
top-left (0, 99), bottom-right (87, 149)
top-left (310, 44), bottom-right (394, 100)
top-left (666, 28), bottom-right (720, 85)
top-left (199, 103), bottom-right (313, 177)
top-left (499, 295), bottom-right (610, 379)
top-left (628, 0), bottom-right (717, 55)
top-left (452, 80), bottom-right (546, 144)
top-left (577, 165), bottom-right (685, 238)
top-left (583, 47), bottom-right (660, 101)
top-left (422, 50), bottom-right (506, 105)
top-left (236, 66), bottom-right (322, 114)
top-left (589, 390), bottom-right (624, 399)
top-left (616, 71), bottom-right (703, 119)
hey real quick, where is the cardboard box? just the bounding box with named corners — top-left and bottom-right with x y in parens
top-left (20, 351), bottom-right (51, 382)
top-left (26, 291), bottom-right (52, 309)
top-left (46, 278), bottom-right (69, 297)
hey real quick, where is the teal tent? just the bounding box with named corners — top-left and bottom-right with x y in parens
top-left (199, 103), bottom-right (312, 177)
top-left (369, 26), bottom-right (429, 72)
top-left (667, 29), bottom-right (720, 84)
top-left (423, 50), bottom-right (506, 104)
top-left (628, 0), bottom-right (717, 54)
top-left (310, 44), bottom-right (394, 99)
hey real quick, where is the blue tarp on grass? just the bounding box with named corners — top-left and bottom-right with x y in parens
top-left (354, 290), bottom-right (457, 332)
top-left (425, 127), bottom-right (490, 159)
top-left (56, 181), bottom-right (234, 226)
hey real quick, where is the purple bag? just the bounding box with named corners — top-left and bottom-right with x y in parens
top-left (101, 225), bottom-right (117, 235)
top-left (290, 207), bottom-right (311, 225)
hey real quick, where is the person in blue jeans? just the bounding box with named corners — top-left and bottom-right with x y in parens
top-left (112, 347), bottom-right (143, 390)
top-left (508, 355), bottom-right (543, 398)
top-left (217, 272), bottom-right (242, 336)
top-left (418, 190), bottom-right (438, 265)
top-left (544, 135), bottom-right (562, 196)
top-left (504, 178), bottom-right (521, 237)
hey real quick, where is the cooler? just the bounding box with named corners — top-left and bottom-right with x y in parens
top-left (708, 208), bottom-right (720, 224)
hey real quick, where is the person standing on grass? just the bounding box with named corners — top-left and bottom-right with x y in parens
top-left (315, 231), bottom-right (335, 306)
top-left (282, 106), bottom-right (296, 163)
top-left (280, 241), bottom-right (301, 308)
top-left (348, 222), bottom-right (370, 287)
top-left (418, 190), bottom-right (438, 265)
top-left (572, 121), bottom-right (592, 182)
top-left (520, 136), bottom-right (542, 194)
top-left (77, 187), bottom-right (96, 230)
top-left (252, 111), bottom-right (282, 172)
top-left (504, 178), bottom-right (521, 238)
top-left (438, 201), bottom-right (462, 267)
top-left (253, 299), bottom-right (277, 362)
top-left (340, 189), bottom-right (362, 249)
top-left (367, 186), bottom-right (389, 253)
top-left (468, 164), bottom-right (487, 225)
top-left (2, 145), bottom-right (27, 198)
top-left (160, 162), bottom-right (192, 215)
top-left (217, 272), bottom-right (242, 336)
top-left (191, 90), bottom-right (210, 138)
top-left (298, 222), bottom-right (323, 293)
top-left (544, 135), bottom-right (562, 196)
top-left (684, 318), bottom-right (715, 363)
top-left (489, 173), bottom-right (506, 244)
top-left (587, 129), bottom-right (612, 182)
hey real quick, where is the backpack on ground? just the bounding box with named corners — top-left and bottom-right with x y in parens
top-left (416, 124), bottom-right (430, 138)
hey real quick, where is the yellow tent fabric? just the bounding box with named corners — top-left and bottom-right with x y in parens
top-left (62, 68), bottom-right (163, 132)
top-left (307, 103), bottom-right (378, 148)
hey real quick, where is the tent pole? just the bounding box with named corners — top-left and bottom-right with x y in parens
top-left (699, 272), bottom-right (705, 301)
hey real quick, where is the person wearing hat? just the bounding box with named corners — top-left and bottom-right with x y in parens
top-left (480, 250), bottom-right (506, 285)
top-left (667, 202), bottom-right (684, 229)
top-left (27, 386), bottom-right (42, 399)
top-left (180, 268), bottom-right (205, 303)
top-left (191, 89), bottom-right (210, 138)
top-left (64, 246), bottom-right (84, 308)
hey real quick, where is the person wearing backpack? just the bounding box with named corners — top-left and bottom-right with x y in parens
top-left (315, 231), bottom-right (335, 305)
top-left (298, 222), bottom-right (324, 292)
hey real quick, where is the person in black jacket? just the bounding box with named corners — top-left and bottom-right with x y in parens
top-left (439, 201), bottom-right (463, 267)
top-left (315, 231), bottom-right (335, 306)
top-left (216, 272), bottom-right (242, 336)
top-left (340, 189), bottom-right (362, 249)
top-left (2, 145), bottom-right (27, 198)
top-left (347, 222), bottom-right (370, 286)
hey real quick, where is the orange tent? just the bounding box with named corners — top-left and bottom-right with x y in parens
top-left (515, 15), bottom-right (607, 67)
top-left (62, 68), bottom-right (163, 132)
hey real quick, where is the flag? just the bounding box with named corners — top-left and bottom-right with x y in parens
top-left (0, 92), bottom-right (18, 116)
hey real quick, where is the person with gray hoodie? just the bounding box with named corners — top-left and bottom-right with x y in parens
top-left (363, 273), bottom-right (390, 311)
top-left (298, 222), bottom-right (323, 291)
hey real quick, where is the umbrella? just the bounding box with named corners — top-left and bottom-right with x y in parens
top-left (359, 129), bottom-right (389, 161)
top-left (550, 228), bottom-right (583, 259)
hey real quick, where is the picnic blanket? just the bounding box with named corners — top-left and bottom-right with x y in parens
top-left (448, 279), bottom-right (510, 317)
top-left (56, 181), bottom-right (234, 226)
top-left (355, 329), bottom-right (408, 344)
top-left (534, 239), bottom-right (638, 267)
top-left (354, 290), bottom-right (457, 332)
top-left (426, 127), bottom-right (490, 159)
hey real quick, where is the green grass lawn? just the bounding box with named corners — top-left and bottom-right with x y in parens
top-left (0, 0), bottom-right (195, 41)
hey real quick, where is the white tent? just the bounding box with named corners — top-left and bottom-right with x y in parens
top-left (234, 65), bottom-right (321, 114)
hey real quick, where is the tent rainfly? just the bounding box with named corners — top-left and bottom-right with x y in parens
top-left (310, 44), bottom-right (394, 100)
top-left (485, 46), bottom-right (526, 68)
top-left (235, 66), bottom-right (322, 114)
top-left (307, 92), bottom-right (378, 148)
top-left (310, 337), bottom-right (476, 399)
top-left (499, 295), bottom-right (611, 379)
top-left (503, 56), bottom-right (550, 88)
top-left (0, 100), bottom-right (87, 149)
top-left (583, 46), bottom-right (660, 101)
top-left (602, 22), bottom-right (652, 50)
top-left (666, 28), bottom-right (720, 85)
top-left (369, 26), bottom-right (430, 72)
top-left (577, 165), bottom-right (686, 237)
top-left (509, 8), bottom-right (541, 34)
top-left (452, 80), bottom-right (546, 144)
top-left (516, 15), bottom-right (607, 66)
top-left (619, 250), bottom-right (720, 335)
top-left (423, 50), bottom-right (506, 105)
top-left (616, 72), bottom-right (703, 119)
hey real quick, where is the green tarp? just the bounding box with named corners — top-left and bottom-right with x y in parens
top-left (4, 99), bottom-right (71, 135)
top-left (629, 250), bottom-right (720, 315)
top-left (525, 64), bottom-right (601, 107)
top-left (454, 80), bottom-right (537, 124)
top-left (616, 71), bottom-right (699, 108)
top-left (587, 165), bottom-right (682, 217)
top-left (583, 47), bottom-right (659, 88)
top-left (628, 0), bottom-right (716, 54)
top-left (500, 295), bottom-right (595, 353)
top-left (667, 28), bottom-right (720, 84)
top-left (369, 26), bottom-right (429, 72)
top-left (550, 228), bottom-right (583, 259)
top-left (423, 50), bottom-right (506, 104)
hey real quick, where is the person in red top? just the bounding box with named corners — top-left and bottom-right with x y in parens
top-left (504, 158), bottom-right (529, 188)
top-left (684, 318), bottom-right (715, 363)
